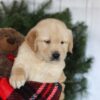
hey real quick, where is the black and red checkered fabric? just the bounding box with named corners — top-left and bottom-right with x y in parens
top-left (7, 81), bottom-right (62, 100)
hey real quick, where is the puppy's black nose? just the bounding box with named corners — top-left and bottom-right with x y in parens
top-left (52, 52), bottom-right (60, 60)
top-left (7, 38), bottom-right (16, 45)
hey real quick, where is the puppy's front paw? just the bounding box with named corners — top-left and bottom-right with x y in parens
top-left (9, 68), bottom-right (26, 89)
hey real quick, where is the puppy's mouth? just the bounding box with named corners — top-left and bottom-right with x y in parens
top-left (50, 58), bottom-right (60, 62)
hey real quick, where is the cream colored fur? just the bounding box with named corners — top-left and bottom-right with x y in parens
top-left (9, 18), bottom-right (73, 100)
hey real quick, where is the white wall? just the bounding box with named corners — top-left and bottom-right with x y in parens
top-left (0, 0), bottom-right (100, 100)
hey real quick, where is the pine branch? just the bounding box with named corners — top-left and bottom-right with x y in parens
top-left (18, 0), bottom-right (28, 13)
top-left (0, 1), bottom-right (9, 15)
top-left (36, 0), bottom-right (52, 13)
top-left (10, 0), bottom-right (18, 13)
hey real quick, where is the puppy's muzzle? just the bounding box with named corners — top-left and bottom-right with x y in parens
top-left (51, 51), bottom-right (60, 61)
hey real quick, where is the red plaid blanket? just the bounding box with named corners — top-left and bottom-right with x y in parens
top-left (0, 78), bottom-right (62, 100)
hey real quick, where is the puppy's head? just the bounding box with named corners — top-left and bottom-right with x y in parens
top-left (26, 18), bottom-right (73, 63)
top-left (0, 28), bottom-right (24, 51)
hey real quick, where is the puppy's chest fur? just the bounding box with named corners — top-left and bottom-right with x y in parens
top-left (14, 42), bottom-right (65, 82)
top-left (28, 61), bottom-right (64, 82)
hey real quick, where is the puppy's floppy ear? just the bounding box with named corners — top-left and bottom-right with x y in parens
top-left (67, 29), bottom-right (73, 53)
top-left (26, 29), bottom-right (38, 52)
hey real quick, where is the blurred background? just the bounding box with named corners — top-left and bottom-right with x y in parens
top-left (0, 0), bottom-right (100, 100)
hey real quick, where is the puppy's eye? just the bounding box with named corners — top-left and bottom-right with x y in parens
top-left (61, 41), bottom-right (64, 44)
top-left (44, 40), bottom-right (51, 44)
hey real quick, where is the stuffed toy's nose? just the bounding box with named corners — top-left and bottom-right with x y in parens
top-left (7, 38), bottom-right (16, 45)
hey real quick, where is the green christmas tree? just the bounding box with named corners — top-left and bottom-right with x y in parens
top-left (0, 0), bottom-right (92, 100)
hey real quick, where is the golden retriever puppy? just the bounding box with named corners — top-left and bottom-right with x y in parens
top-left (9, 18), bottom-right (73, 100)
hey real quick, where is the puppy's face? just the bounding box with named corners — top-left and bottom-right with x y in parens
top-left (26, 19), bottom-right (73, 63)
top-left (0, 28), bottom-right (24, 51)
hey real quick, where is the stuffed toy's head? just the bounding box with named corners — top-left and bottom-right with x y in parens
top-left (0, 28), bottom-right (24, 77)
top-left (0, 28), bottom-right (24, 52)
